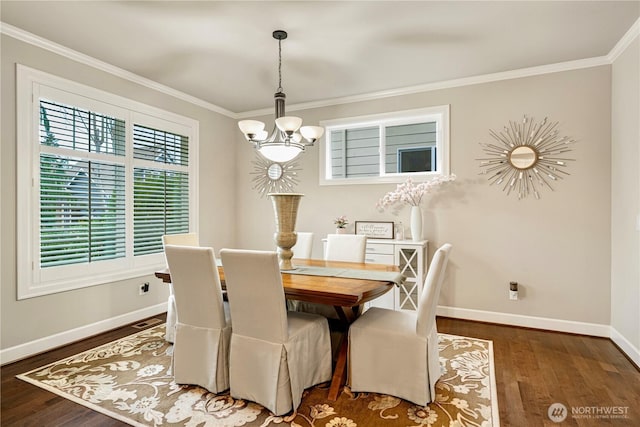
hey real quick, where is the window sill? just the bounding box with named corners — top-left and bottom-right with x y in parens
top-left (319, 171), bottom-right (447, 186)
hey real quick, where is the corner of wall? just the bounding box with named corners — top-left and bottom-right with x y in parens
top-left (610, 326), bottom-right (640, 369)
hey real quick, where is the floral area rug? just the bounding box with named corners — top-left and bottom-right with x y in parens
top-left (17, 325), bottom-right (499, 426)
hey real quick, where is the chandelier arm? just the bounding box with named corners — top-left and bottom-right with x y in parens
top-left (252, 126), bottom-right (292, 146)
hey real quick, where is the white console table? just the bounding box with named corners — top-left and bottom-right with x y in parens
top-left (323, 238), bottom-right (428, 311)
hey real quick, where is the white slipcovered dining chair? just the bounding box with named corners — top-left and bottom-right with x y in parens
top-left (348, 243), bottom-right (453, 406)
top-left (325, 234), bottom-right (367, 263)
top-left (164, 245), bottom-right (231, 393)
top-left (291, 232), bottom-right (314, 259)
top-left (296, 233), bottom-right (367, 319)
top-left (162, 233), bottom-right (199, 343)
top-left (287, 232), bottom-right (314, 312)
top-left (219, 249), bottom-right (332, 416)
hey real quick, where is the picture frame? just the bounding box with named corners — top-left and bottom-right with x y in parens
top-left (355, 221), bottom-right (395, 239)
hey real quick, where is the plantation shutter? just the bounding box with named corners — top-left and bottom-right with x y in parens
top-left (39, 100), bottom-right (126, 268)
top-left (133, 125), bottom-right (189, 256)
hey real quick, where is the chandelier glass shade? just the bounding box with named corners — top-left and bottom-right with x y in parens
top-left (238, 30), bottom-right (324, 163)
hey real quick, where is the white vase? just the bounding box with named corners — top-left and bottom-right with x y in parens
top-left (410, 206), bottom-right (422, 241)
top-left (336, 227), bottom-right (348, 234)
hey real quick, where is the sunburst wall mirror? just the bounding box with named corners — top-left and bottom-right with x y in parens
top-left (478, 115), bottom-right (576, 200)
top-left (251, 154), bottom-right (301, 197)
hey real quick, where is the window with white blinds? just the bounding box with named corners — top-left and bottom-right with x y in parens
top-left (320, 106), bottom-right (450, 185)
top-left (133, 124), bottom-right (190, 255)
top-left (17, 65), bottom-right (198, 299)
top-left (39, 101), bottom-right (127, 268)
top-left (40, 155), bottom-right (126, 267)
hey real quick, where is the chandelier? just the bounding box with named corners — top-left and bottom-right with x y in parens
top-left (238, 30), bottom-right (324, 163)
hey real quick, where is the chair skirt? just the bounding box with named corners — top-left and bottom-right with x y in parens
top-left (348, 307), bottom-right (441, 406)
top-left (229, 312), bottom-right (332, 415)
top-left (173, 321), bottom-right (232, 393)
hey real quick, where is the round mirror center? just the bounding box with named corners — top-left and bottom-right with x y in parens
top-left (267, 163), bottom-right (284, 180)
top-left (510, 146), bottom-right (537, 169)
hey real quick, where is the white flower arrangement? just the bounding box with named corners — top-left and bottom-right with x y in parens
top-left (376, 175), bottom-right (456, 210)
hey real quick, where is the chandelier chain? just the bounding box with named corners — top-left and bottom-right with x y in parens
top-left (277, 38), bottom-right (283, 92)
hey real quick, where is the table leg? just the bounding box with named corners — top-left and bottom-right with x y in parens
top-left (334, 305), bottom-right (355, 324)
top-left (327, 305), bottom-right (362, 401)
top-left (328, 332), bottom-right (349, 401)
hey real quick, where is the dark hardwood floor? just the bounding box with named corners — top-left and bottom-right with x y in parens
top-left (437, 318), bottom-right (640, 426)
top-left (2, 315), bottom-right (639, 426)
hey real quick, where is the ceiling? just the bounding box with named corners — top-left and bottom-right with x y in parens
top-left (2, 1), bottom-right (638, 115)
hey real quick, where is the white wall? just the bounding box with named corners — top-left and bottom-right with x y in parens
top-left (0, 35), bottom-right (237, 354)
top-left (611, 35), bottom-right (640, 361)
top-left (2, 29), bottom-right (631, 362)
top-left (235, 66), bottom-right (613, 329)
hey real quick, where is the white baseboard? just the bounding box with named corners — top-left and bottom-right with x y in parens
top-left (437, 305), bottom-right (611, 337)
top-left (610, 326), bottom-right (640, 368)
top-left (5, 303), bottom-right (637, 370)
top-left (0, 303), bottom-right (166, 365)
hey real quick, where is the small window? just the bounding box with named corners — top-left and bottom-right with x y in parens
top-left (320, 105), bottom-right (449, 185)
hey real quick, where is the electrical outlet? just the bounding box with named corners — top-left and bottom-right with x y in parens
top-left (509, 281), bottom-right (518, 300)
top-left (139, 282), bottom-right (150, 295)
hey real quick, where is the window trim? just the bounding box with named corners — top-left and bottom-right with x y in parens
top-left (17, 64), bottom-right (199, 299)
top-left (319, 105), bottom-right (450, 185)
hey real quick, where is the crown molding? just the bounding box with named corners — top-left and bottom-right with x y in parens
top-left (608, 16), bottom-right (640, 62)
top-left (236, 56), bottom-right (611, 118)
top-left (0, 22), bottom-right (237, 119)
top-left (2, 19), bottom-right (634, 120)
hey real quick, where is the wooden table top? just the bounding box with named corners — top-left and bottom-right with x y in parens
top-left (155, 258), bottom-right (398, 308)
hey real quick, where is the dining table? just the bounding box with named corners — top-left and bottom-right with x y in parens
top-left (154, 257), bottom-right (401, 401)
